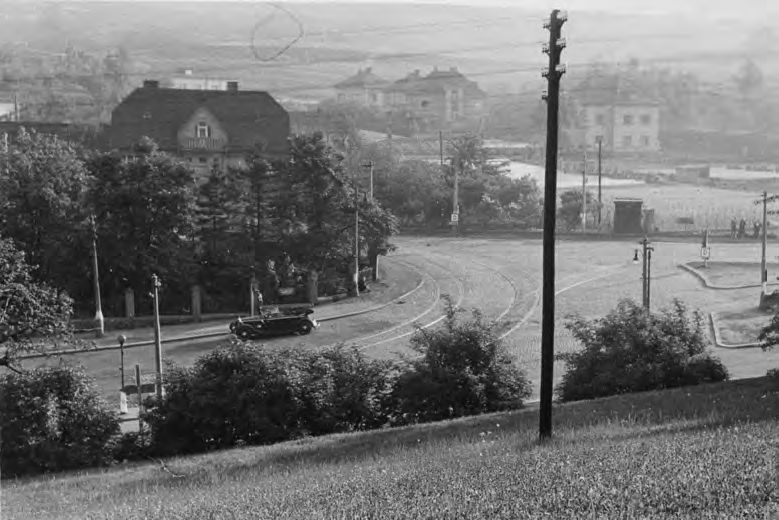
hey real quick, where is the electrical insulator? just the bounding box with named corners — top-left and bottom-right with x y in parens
top-left (556, 63), bottom-right (567, 74)
top-left (559, 10), bottom-right (568, 22)
top-left (542, 42), bottom-right (550, 54)
top-left (557, 37), bottom-right (567, 49)
top-left (541, 69), bottom-right (549, 78)
top-left (543, 19), bottom-right (551, 29)
top-left (541, 90), bottom-right (548, 101)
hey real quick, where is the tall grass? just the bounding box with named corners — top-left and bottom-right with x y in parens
top-left (5, 376), bottom-right (777, 520)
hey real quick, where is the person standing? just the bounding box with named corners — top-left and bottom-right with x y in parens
top-left (731, 218), bottom-right (738, 239)
top-left (739, 218), bottom-right (747, 240)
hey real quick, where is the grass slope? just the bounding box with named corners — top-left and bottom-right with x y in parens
top-left (5, 376), bottom-right (778, 519)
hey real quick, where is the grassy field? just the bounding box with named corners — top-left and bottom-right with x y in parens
top-left (5, 376), bottom-right (777, 519)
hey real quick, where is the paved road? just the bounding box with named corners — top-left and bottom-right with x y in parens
top-left (27, 236), bottom-right (779, 414)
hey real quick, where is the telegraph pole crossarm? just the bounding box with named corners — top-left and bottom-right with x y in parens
top-left (539, 8), bottom-right (567, 440)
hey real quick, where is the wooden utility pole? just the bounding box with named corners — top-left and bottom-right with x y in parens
top-left (597, 137), bottom-right (603, 226)
top-left (151, 274), bottom-right (163, 400)
top-left (452, 157), bottom-right (460, 235)
top-left (581, 149), bottom-right (587, 233)
top-left (353, 184), bottom-right (360, 296)
top-left (762, 191), bottom-right (768, 293)
top-left (540, 8), bottom-right (566, 440)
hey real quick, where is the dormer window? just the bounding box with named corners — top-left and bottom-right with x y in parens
top-left (196, 121), bottom-right (211, 138)
top-left (142, 111), bottom-right (152, 120)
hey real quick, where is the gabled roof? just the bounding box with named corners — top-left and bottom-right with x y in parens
top-left (334, 67), bottom-right (389, 89)
top-left (109, 83), bottom-right (289, 152)
top-left (385, 67), bottom-right (486, 97)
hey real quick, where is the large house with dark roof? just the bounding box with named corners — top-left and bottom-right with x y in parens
top-left (109, 80), bottom-right (289, 177)
top-left (333, 66), bottom-right (487, 133)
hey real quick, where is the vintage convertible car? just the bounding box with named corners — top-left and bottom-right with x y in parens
top-left (229, 307), bottom-right (319, 339)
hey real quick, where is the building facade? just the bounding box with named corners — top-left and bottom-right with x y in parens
top-left (333, 67), bottom-right (388, 109)
top-left (582, 100), bottom-right (660, 152)
top-left (109, 80), bottom-right (289, 178)
top-left (332, 66), bottom-right (486, 132)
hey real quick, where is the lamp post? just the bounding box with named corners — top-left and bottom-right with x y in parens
top-left (118, 334), bottom-right (127, 414)
top-left (633, 237), bottom-right (654, 310)
top-left (89, 215), bottom-right (104, 337)
top-left (151, 274), bottom-right (163, 400)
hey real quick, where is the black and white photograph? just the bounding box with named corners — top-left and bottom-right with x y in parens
top-left (0, 0), bottom-right (777, 518)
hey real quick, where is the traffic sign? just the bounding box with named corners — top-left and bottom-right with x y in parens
top-left (700, 246), bottom-right (710, 260)
top-left (450, 213), bottom-right (459, 223)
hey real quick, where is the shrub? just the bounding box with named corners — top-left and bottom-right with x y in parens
top-left (143, 341), bottom-right (398, 457)
top-left (292, 346), bottom-right (397, 435)
top-left (0, 365), bottom-right (120, 478)
top-left (558, 298), bottom-right (729, 402)
top-left (391, 297), bottom-right (531, 424)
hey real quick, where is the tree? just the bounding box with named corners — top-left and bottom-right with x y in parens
top-left (87, 139), bottom-right (197, 314)
top-left (558, 189), bottom-right (599, 231)
top-left (0, 236), bottom-right (74, 364)
top-left (275, 133), bottom-right (397, 282)
top-left (756, 314), bottom-right (779, 351)
top-left (0, 128), bottom-right (92, 298)
top-left (558, 299), bottom-right (728, 402)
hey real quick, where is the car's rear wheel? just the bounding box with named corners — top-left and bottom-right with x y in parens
top-left (298, 322), bottom-right (312, 335)
top-left (237, 329), bottom-right (252, 340)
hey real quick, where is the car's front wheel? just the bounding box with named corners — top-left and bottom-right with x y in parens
top-left (297, 322), bottom-right (313, 335)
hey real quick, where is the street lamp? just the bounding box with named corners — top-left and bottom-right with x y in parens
top-left (634, 237), bottom-right (654, 310)
top-left (151, 274), bottom-right (164, 400)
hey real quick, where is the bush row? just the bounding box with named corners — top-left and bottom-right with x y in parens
top-left (1, 298), bottom-right (731, 477)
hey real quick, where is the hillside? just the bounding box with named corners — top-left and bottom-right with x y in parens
top-left (4, 375), bottom-right (777, 519)
top-left (0, 1), bottom-right (776, 102)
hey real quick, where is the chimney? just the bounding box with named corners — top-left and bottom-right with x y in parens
top-left (184, 69), bottom-right (193, 76)
top-left (449, 66), bottom-right (458, 73)
top-left (366, 66), bottom-right (372, 73)
top-left (227, 81), bottom-right (239, 92)
top-left (143, 80), bottom-right (159, 89)
top-left (413, 69), bottom-right (420, 77)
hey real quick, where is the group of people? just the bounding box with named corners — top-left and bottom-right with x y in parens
top-left (730, 218), bottom-right (762, 239)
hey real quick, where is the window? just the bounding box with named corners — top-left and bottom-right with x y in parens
top-left (641, 114), bottom-right (651, 125)
top-left (198, 157), bottom-right (207, 164)
top-left (640, 135), bottom-right (650, 147)
top-left (595, 135), bottom-right (604, 145)
top-left (337, 93), bottom-right (346, 102)
top-left (420, 100), bottom-right (429, 108)
top-left (142, 111), bottom-right (152, 120)
top-left (595, 114), bottom-right (605, 125)
top-left (623, 114), bottom-right (633, 125)
top-left (622, 135), bottom-right (632, 147)
top-left (196, 121), bottom-right (211, 138)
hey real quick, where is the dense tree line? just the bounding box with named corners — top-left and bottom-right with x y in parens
top-left (0, 129), bottom-right (397, 317)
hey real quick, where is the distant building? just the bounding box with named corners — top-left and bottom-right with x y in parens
top-left (333, 67), bottom-right (389, 109)
top-left (332, 66), bottom-right (487, 133)
top-left (580, 97), bottom-right (661, 152)
top-left (109, 80), bottom-right (289, 177)
top-left (164, 69), bottom-right (236, 91)
top-left (0, 101), bottom-right (15, 121)
top-left (384, 67), bottom-right (486, 125)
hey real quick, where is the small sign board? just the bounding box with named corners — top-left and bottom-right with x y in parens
top-left (450, 213), bottom-right (459, 223)
top-left (700, 246), bottom-right (710, 260)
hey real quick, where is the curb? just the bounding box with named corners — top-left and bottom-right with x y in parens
top-left (709, 312), bottom-right (763, 349)
top-left (316, 261), bottom-right (425, 323)
top-left (19, 261), bottom-right (426, 360)
top-left (678, 262), bottom-right (777, 290)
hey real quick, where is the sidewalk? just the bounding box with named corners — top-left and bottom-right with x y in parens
top-left (74, 257), bottom-right (422, 350)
